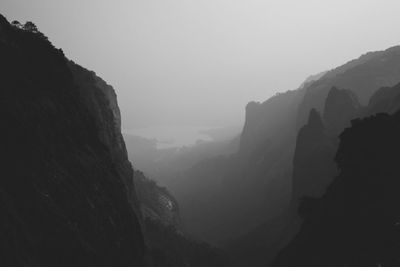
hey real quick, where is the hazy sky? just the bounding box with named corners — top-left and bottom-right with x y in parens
top-left (3, 0), bottom-right (400, 129)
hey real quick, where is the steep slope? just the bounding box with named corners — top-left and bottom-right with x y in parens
top-left (262, 83), bottom-right (400, 267)
top-left (226, 108), bottom-right (337, 267)
top-left (240, 89), bottom-right (304, 155)
top-left (133, 171), bottom-right (230, 267)
top-left (272, 111), bottom-right (400, 266)
top-left (366, 82), bottom-right (400, 116)
top-left (134, 171), bottom-right (181, 227)
top-left (292, 109), bottom-right (337, 204)
top-left (0, 15), bottom-right (145, 266)
top-left (224, 50), bottom-right (400, 266)
top-left (175, 47), bottom-right (400, 246)
top-left (297, 46), bottom-right (400, 128)
top-left (174, 89), bottom-right (305, 244)
top-left (323, 87), bottom-right (361, 134)
top-left (299, 71), bottom-right (328, 89)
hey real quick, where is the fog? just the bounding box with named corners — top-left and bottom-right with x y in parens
top-left (3, 0), bottom-right (400, 132)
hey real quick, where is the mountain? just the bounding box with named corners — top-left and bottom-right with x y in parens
top-left (293, 82), bottom-right (400, 209)
top-left (240, 89), bottom-right (304, 155)
top-left (166, 47), bottom-right (400, 249)
top-left (171, 89), bottom-right (305, 245)
top-left (270, 80), bottom-right (400, 266)
top-left (292, 108), bottom-right (337, 204)
top-left (134, 171), bottom-right (181, 228)
top-left (299, 71), bottom-right (328, 89)
top-left (272, 110), bottom-right (400, 266)
top-left (0, 14), bottom-right (232, 267)
top-left (297, 46), bottom-right (400, 128)
top-left (366, 82), bottom-right (400, 116)
top-left (323, 87), bottom-right (361, 134)
top-left (218, 47), bottom-right (400, 267)
top-left (0, 15), bottom-right (145, 266)
top-left (123, 132), bottom-right (238, 190)
top-left (226, 108), bottom-right (337, 267)
top-left (133, 171), bottom-right (230, 267)
top-left (261, 83), bottom-right (400, 267)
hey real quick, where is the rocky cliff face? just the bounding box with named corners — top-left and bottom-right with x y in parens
top-left (366, 82), bottom-right (400, 116)
top-left (134, 171), bottom-right (180, 228)
top-left (292, 87), bottom-right (362, 202)
top-left (225, 50), bottom-right (400, 266)
top-left (292, 109), bottom-right (337, 204)
top-left (323, 87), bottom-right (361, 134)
top-left (176, 47), bottom-right (400, 248)
top-left (299, 71), bottom-right (328, 89)
top-left (67, 62), bottom-right (141, 213)
top-left (240, 89), bottom-right (304, 156)
top-left (266, 83), bottom-right (400, 267)
top-left (132, 171), bottom-right (230, 267)
top-left (272, 111), bottom-right (400, 267)
top-left (0, 15), bottom-right (145, 267)
top-left (226, 109), bottom-right (337, 267)
top-left (297, 46), bottom-right (400, 128)
top-left (178, 89), bottom-right (305, 243)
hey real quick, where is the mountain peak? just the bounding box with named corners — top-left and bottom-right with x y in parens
top-left (323, 87), bottom-right (360, 133)
top-left (307, 108), bottom-right (324, 129)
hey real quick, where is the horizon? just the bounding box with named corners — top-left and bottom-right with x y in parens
top-left (3, 2), bottom-right (400, 266)
top-left (3, 0), bottom-right (400, 132)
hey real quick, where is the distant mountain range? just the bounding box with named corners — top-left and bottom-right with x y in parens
top-left (2, 11), bottom-right (400, 267)
top-left (157, 44), bottom-right (400, 266)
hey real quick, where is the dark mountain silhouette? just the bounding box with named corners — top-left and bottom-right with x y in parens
top-left (272, 110), bottom-right (400, 267)
top-left (323, 87), bottom-right (361, 134)
top-left (121, 46), bottom-right (400, 251)
top-left (292, 109), bottom-right (337, 204)
top-left (267, 81), bottom-right (400, 266)
top-left (293, 87), bottom-right (362, 205)
top-left (365, 82), bottom-right (400, 116)
top-left (172, 89), bottom-right (305, 244)
top-left (240, 89), bottom-right (304, 155)
top-left (220, 49), bottom-right (400, 267)
top-left (226, 108), bottom-right (337, 267)
top-left (292, 83), bottom-right (399, 212)
top-left (5, 9), bottom-right (400, 267)
top-left (0, 15), bottom-right (145, 266)
top-left (297, 46), bottom-right (400, 128)
top-left (134, 171), bottom-right (181, 227)
top-left (260, 83), bottom-right (400, 267)
top-left (0, 14), bottom-right (232, 267)
top-left (171, 46), bottom-right (400, 250)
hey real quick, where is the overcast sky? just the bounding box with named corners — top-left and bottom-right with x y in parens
top-left (3, 0), bottom-right (400, 129)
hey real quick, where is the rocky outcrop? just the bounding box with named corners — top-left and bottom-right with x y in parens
top-left (0, 15), bottom-right (145, 267)
top-left (240, 89), bottom-right (304, 156)
top-left (226, 109), bottom-right (337, 267)
top-left (323, 87), bottom-right (361, 134)
top-left (225, 51), bottom-right (400, 266)
top-left (132, 171), bottom-right (230, 267)
top-left (134, 171), bottom-right (180, 228)
top-left (272, 111), bottom-right (400, 267)
top-left (292, 109), bottom-right (337, 204)
top-left (299, 71), bottom-right (327, 89)
top-left (365, 82), bottom-right (400, 116)
top-left (67, 62), bottom-right (141, 214)
top-left (267, 82), bottom-right (400, 267)
top-left (297, 46), bottom-right (400, 128)
top-left (177, 46), bottom-right (400, 249)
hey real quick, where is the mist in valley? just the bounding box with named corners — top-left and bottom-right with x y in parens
top-left (3, 1), bottom-right (400, 266)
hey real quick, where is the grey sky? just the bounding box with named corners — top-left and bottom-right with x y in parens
top-left (3, 0), bottom-right (400, 129)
